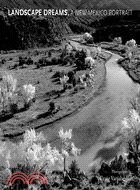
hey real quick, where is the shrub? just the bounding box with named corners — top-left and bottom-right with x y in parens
top-left (72, 76), bottom-right (80, 87)
top-left (38, 58), bottom-right (46, 66)
top-left (85, 57), bottom-right (96, 69)
top-left (62, 55), bottom-right (73, 66)
top-left (125, 177), bottom-right (140, 189)
top-left (52, 71), bottom-right (61, 79)
top-left (68, 160), bottom-right (81, 179)
top-left (52, 71), bottom-right (66, 79)
top-left (97, 46), bottom-right (102, 56)
top-left (113, 37), bottom-right (122, 44)
top-left (75, 49), bottom-right (87, 70)
top-left (48, 101), bottom-right (55, 113)
top-left (60, 70), bottom-right (66, 78)
top-left (22, 84), bottom-right (35, 110)
top-left (68, 71), bottom-right (75, 84)
top-left (27, 57), bottom-right (34, 65)
top-left (1, 59), bottom-right (6, 65)
top-left (51, 57), bottom-right (58, 65)
top-left (125, 39), bottom-right (137, 48)
top-left (9, 103), bottom-right (18, 114)
top-left (36, 62), bottom-right (40, 69)
top-left (83, 33), bottom-right (93, 44)
top-left (48, 51), bottom-right (52, 58)
top-left (66, 84), bottom-right (73, 89)
top-left (60, 75), bottom-right (69, 91)
top-left (19, 56), bottom-right (25, 67)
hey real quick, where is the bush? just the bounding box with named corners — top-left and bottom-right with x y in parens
top-left (19, 56), bottom-right (25, 67)
top-left (1, 59), bottom-right (6, 65)
top-left (52, 71), bottom-right (66, 79)
top-left (52, 71), bottom-right (61, 78)
top-left (38, 58), bottom-right (46, 67)
top-left (60, 75), bottom-right (69, 91)
top-left (68, 71), bottom-right (75, 83)
top-left (62, 55), bottom-right (73, 66)
top-left (68, 160), bottom-right (81, 179)
top-left (49, 101), bottom-right (55, 113)
top-left (48, 51), bottom-right (52, 58)
top-left (75, 49), bottom-right (87, 70)
top-left (125, 177), bottom-right (140, 189)
top-left (9, 103), bottom-right (18, 114)
top-left (27, 57), bottom-right (34, 65)
top-left (74, 86), bottom-right (80, 93)
top-left (125, 39), bottom-right (137, 48)
top-left (66, 84), bottom-right (73, 89)
top-left (51, 57), bottom-right (58, 65)
top-left (83, 32), bottom-right (94, 44)
top-left (113, 37), bottom-right (122, 44)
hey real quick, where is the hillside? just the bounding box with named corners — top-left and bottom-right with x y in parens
top-left (0, 0), bottom-right (140, 9)
top-left (0, 0), bottom-right (79, 9)
top-left (0, 8), bottom-right (99, 50)
top-left (0, 0), bottom-right (140, 50)
top-left (79, 0), bottom-right (140, 10)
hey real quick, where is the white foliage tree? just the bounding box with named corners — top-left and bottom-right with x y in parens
top-left (121, 108), bottom-right (140, 141)
top-left (60, 75), bottom-right (69, 91)
top-left (125, 39), bottom-right (137, 60)
top-left (2, 128), bottom-right (63, 178)
top-left (83, 33), bottom-right (93, 43)
top-left (121, 107), bottom-right (140, 174)
top-left (58, 128), bottom-right (81, 171)
top-left (113, 37), bottom-right (122, 44)
top-left (85, 56), bottom-right (96, 69)
top-left (125, 39), bottom-right (137, 48)
top-left (0, 73), bottom-right (17, 112)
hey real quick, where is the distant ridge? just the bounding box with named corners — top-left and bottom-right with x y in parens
top-left (0, 0), bottom-right (140, 10)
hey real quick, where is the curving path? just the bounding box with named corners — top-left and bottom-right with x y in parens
top-left (39, 40), bottom-right (139, 172)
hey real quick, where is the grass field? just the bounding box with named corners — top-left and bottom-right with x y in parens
top-left (0, 42), bottom-right (111, 140)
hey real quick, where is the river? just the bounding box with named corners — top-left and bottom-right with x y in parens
top-left (40, 41), bottom-right (139, 172)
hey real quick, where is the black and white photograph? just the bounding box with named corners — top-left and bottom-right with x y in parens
top-left (0, 1), bottom-right (140, 190)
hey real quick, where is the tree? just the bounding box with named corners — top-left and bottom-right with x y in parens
top-left (6, 128), bottom-right (63, 177)
top-left (125, 39), bottom-right (137, 60)
top-left (60, 75), bottom-right (69, 91)
top-left (0, 73), bottom-right (18, 113)
top-left (121, 106), bottom-right (140, 176)
top-left (113, 37), bottom-right (122, 45)
top-left (58, 128), bottom-right (81, 172)
top-left (48, 101), bottom-right (55, 113)
top-left (83, 33), bottom-right (93, 44)
top-left (75, 49), bottom-right (87, 70)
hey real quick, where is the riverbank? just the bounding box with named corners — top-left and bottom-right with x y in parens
top-left (0, 39), bottom-right (139, 178)
top-left (118, 57), bottom-right (140, 83)
top-left (99, 41), bottom-right (140, 84)
top-left (0, 43), bottom-right (111, 139)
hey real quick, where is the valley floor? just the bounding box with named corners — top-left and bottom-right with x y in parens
top-left (0, 39), bottom-right (110, 140)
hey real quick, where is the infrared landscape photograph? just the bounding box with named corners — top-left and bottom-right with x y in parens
top-left (0, 1), bottom-right (140, 190)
